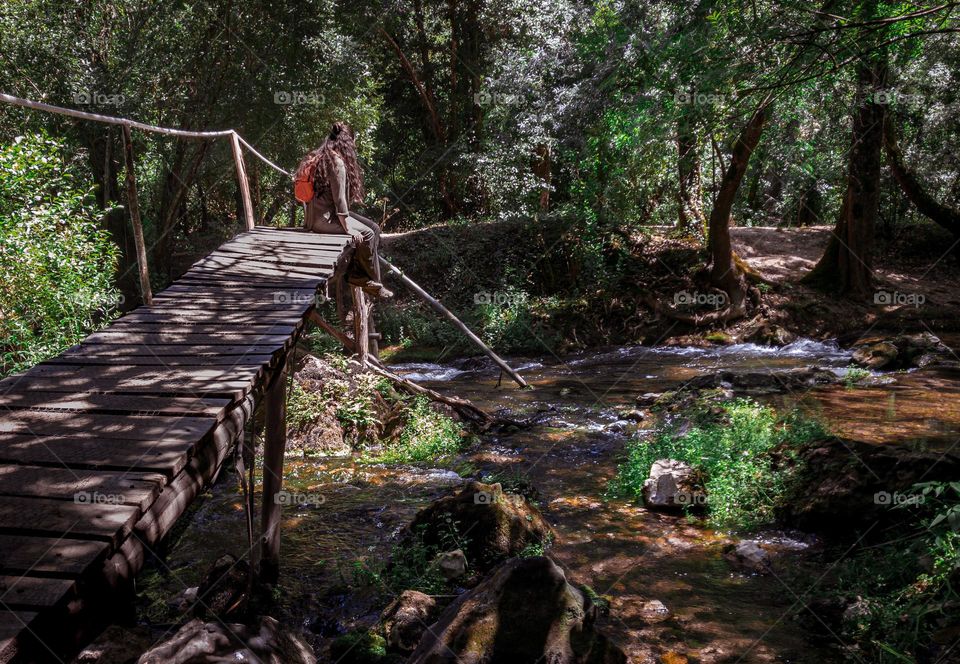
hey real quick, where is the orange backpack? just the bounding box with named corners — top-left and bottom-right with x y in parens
top-left (294, 176), bottom-right (314, 203)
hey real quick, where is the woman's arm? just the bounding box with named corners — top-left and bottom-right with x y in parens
top-left (328, 155), bottom-right (351, 234)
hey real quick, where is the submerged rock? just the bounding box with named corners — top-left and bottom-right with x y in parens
top-left (407, 556), bottom-right (626, 664)
top-left (723, 540), bottom-right (771, 575)
top-left (137, 617), bottom-right (315, 664)
top-left (641, 459), bottom-right (705, 511)
top-left (380, 590), bottom-right (440, 654)
top-left (403, 481), bottom-right (554, 573)
top-left (194, 554), bottom-right (250, 621)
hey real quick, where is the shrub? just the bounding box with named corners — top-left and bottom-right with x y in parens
top-left (374, 396), bottom-right (465, 464)
top-left (609, 399), bottom-right (826, 530)
top-left (0, 133), bottom-right (120, 374)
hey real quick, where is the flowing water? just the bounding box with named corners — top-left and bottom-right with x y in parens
top-left (140, 340), bottom-right (960, 662)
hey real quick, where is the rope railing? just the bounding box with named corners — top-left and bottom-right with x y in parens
top-left (0, 92), bottom-right (294, 304)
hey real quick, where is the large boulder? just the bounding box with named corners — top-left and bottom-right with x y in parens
top-left (137, 617), bottom-right (315, 664)
top-left (778, 437), bottom-right (960, 535)
top-left (407, 556), bottom-right (626, 664)
top-left (403, 481), bottom-right (554, 573)
top-left (851, 332), bottom-right (950, 370)
top-left (380, 590), bottom-right (440, 654)
top-left (641, 459), bottom-right (705, 511)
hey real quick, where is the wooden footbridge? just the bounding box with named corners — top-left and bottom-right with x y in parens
top-left (0, 226), bottom-right (353, 662)
top-left (0, 93), bottom-right (526, 663)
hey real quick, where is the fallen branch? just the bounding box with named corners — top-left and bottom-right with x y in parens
top-left (357, 358), bottom-right (493, 428)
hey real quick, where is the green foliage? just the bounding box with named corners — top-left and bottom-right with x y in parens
top-left (329, 630), bottom-right (393, 664)
top-left (373, 397), bottom-right (465, 464)
top-left (287, 354), bottom-right (388, 446)
top-left (609, 399), bottom-right (826, 530)
top-left (0, 134), bottom-right (119, 375)
top-left (843, 366), bottom-right (872, 388)
top-left (828, 481), bottom-right (960, 661)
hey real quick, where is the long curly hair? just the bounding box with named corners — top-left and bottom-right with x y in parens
top-left (295, 121), bottom-right (365, 204)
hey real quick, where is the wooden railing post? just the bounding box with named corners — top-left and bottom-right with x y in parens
top-left (259, 362), bottom-right (287, 584)
top-left (120, 123), bottom-right (153, 305)
top-left (230, 131), bottom-right (256, 231)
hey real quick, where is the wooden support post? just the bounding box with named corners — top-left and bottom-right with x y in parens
top-left (230, 131), bottom-right (256, 231)
top-left (120, 124), bottom-right (153, 305)
top-left (259, 363), bottom-right (287, 584)
top-left (380, 258), bottom-right (529, 388)
top-left (352, 286), bottom-right (370, 367)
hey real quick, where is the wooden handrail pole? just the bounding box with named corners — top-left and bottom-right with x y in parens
top-left (231, 131), bottom-right (256, 231)
top-left (379, 257), bottom-right (529, 389)
top-left (120, 124), bottom-right (153, 305)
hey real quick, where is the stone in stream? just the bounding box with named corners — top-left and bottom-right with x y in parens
top-left (380, 590), bottom-right (440, 654)
top-left (137, 617), bottom-right (316, 664)
top-left (193, 553), bottom-right (251, 621)
top-left (641, 459), bottom-right (705, 511)
top-left (434, 549), bottom-right (468, 580)
top-left (851, 332), bottom-right (951, 370)
top-left (723, 540), bottom-right (772, 575)
top-left (407, 556), bottom-right (627, 664)
top-left (777, 437), bottom-right (960, 535)
top-left (402, 481), bottom-right (554, 573)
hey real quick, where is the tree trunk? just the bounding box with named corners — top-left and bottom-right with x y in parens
top-left (707, 102), bottom-right (770, 315)
top-left (802, 60), bottom-right (886, 296)
top-left (533, 144), bottom-right (552, 213)
top-left (676, 114), bottom-right (706, 235)
top-left (884, 116), bottom-right (960, 236)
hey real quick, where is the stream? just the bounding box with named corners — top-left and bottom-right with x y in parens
top-left (138, 339), bottom-right (960, 663)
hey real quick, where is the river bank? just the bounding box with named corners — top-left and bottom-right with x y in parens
top-left (75, 337), bottom-right (960, 663)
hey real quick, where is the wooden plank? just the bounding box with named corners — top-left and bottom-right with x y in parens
top-left (147, 297), bottom-right (318, 311)
top-left (0, 611), bottom-right (36, 639)
top-left (4, 376), bottom-right (256, 400)
top-left (0, 496), bottom-right (139, 545)
top-left (0, 465), bottom-right (165, 510)
top-left (0, 410), bottom-right (215, 442)
top-left (0, 536), bottom-right (108, 577)
top-left (43, 353), bottom-right (276, 367)
top-left (0, 434), bottom-right (194, 475)
top-left (0, 577), bottom-right (76, 610)
top-left (116, 310), bottom-right (306, 324)
top-left (0, 393), bottom-right (230, 419)
top-left (87, 326), bottom-right (295, 339)
top-left (61, 344), bottom-right (283, 358)
top-left (187, 255), bottom-right (328, 275)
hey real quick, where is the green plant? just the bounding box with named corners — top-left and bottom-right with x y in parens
top-left (843, 366), bottom-right (872, 388)
top-left (609, 399), bottom-right (826, 530)
top-left (373, 397), bottom-right (465, 464)
top-left (0, 133), bottom-right (120, 375)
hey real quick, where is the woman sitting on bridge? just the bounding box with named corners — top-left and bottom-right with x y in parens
top-left (295, 122), bottom-right (392, 298)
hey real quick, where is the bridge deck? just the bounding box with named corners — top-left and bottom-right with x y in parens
top-left (0, 226), bottom-right (351, 662)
